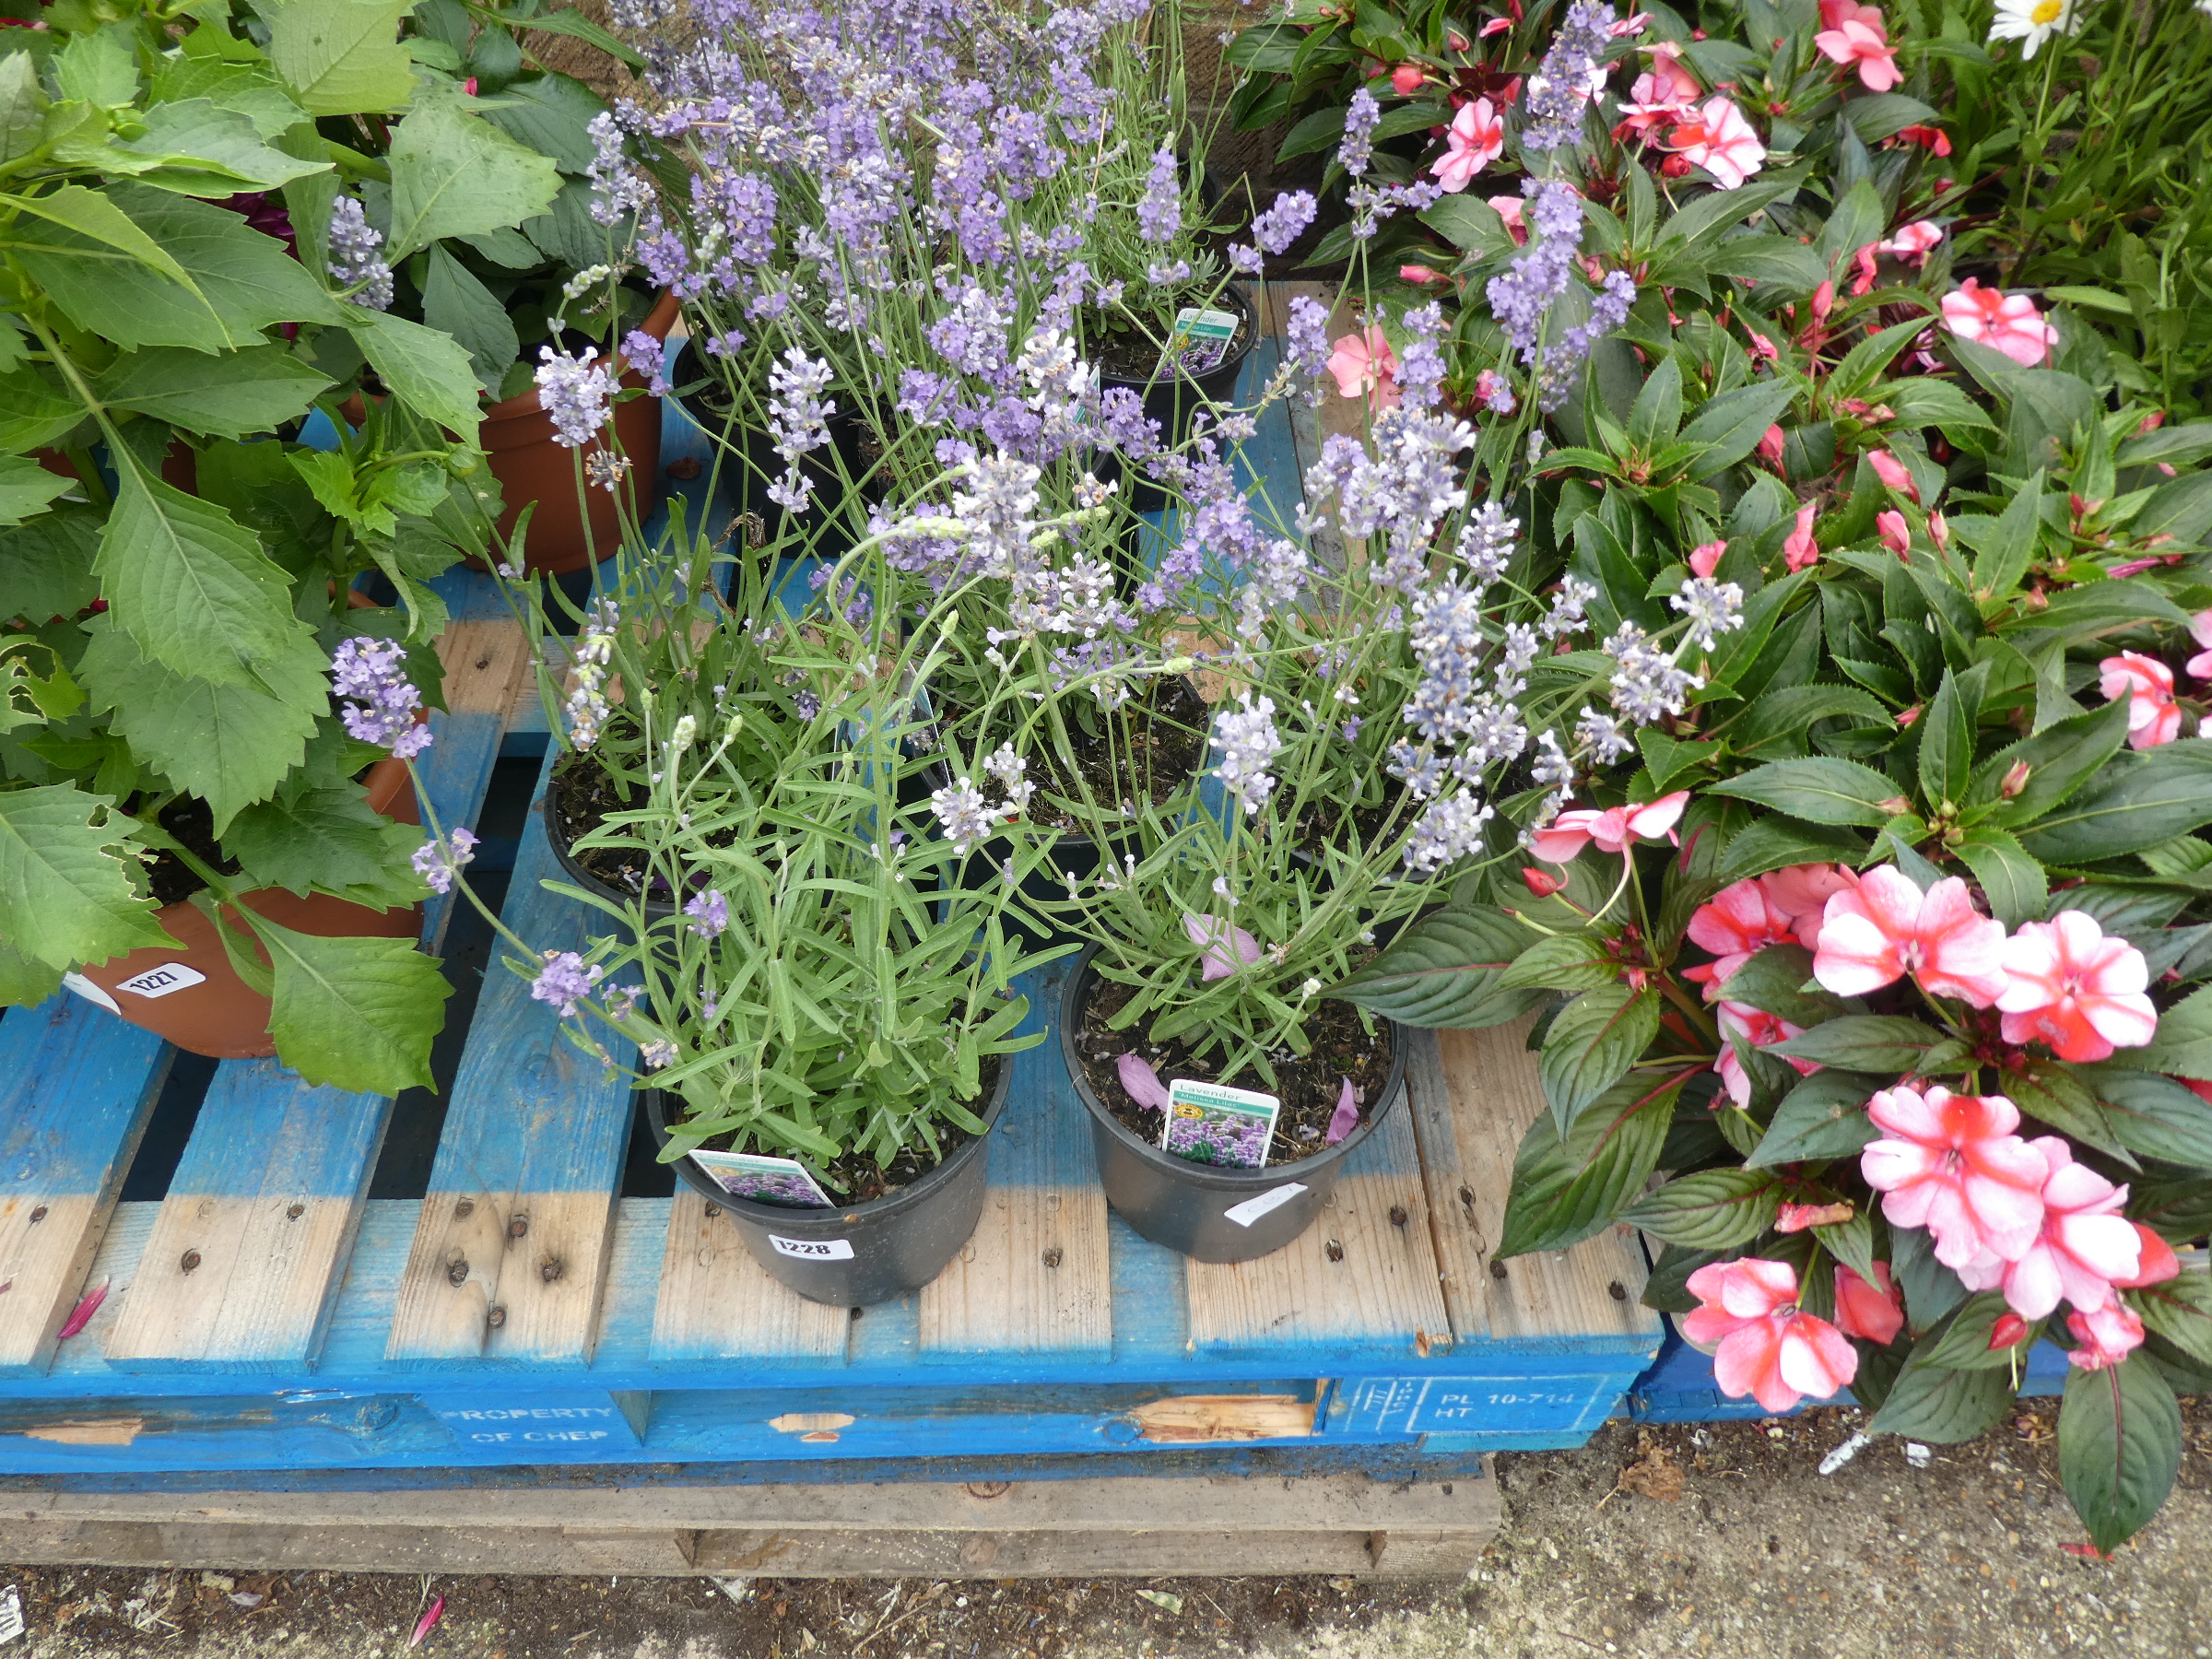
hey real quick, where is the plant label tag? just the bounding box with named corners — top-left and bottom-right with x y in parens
top-left (1163, 307), bottom-right (1241, 378)
top-left (1223, 1182), bottom-right (1308, 1229)
top-left (687, 1149), bottom-right (836, 1210)
top-left (113, 962), bottom-right (206, 1000)
top-left (769, 1233), bottom-right (854, 1262)
top-left (61, 972), bottom-right (122, 1016)
top-left (0, 1583), bottom-right (19, 1644)
top-left (1163, 1077), bottom-right (1278, 1169)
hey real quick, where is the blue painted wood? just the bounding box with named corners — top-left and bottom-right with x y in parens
top-left (0, 999), bottom-right (170, 1200)
top-left (1625, 1324), bottom-right (2071, 1424)
top-left (415, 701), bottom-right (513, 953)
top-left (162, 1065), bottom-right (389, 1204)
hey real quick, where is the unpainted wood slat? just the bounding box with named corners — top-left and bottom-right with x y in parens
top-left (649, 1190), bottom-right (850, 1363)
top-left (1409, 1020), bottom-right (1661, 1349)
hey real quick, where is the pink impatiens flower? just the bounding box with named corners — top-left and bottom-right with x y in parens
top-left (1688, 539), bottom-right (1727, 578)
top-left (1880, 220), bottom-right (1943, 261)
top-left (1813, 867), bottom-right (2011, 1007)
top-left (1996, 911), bottom-right (2157, 1063)
top-left (1861, 1085), bottom-right (2049, 1269)
top-left (1712, 999), bottom-right (1817, 1107)
top-left (1956, 1136), bottom-right (2142, 1320)
top-left (1616, 45), bottom-right (1700, 134)
top-left (1527, 790), bottom-right (1690, 865)
top-left (1326, 325), bottom-right (1401, 410)
top-left (2066, 1300), bottom-right (2146, 1371)
top-left (1682, 1258), bottom-right (1858, 1414)
top-left (1867, 449), bottom-right (1920, 500)
top-left (1877, 508), bottom-right (1912, 557)
top-left (1782, 500), bottom-right (1821, 572)
top-left (1487, 194), bottom-right (1528, 244)
top-left (1667, 97), bottom-right (1767, 190)
top-left (1759, 863), bottom-right (1853, 949)
top-left (1430, 98), bottom-right (1503, 192)
top-left (1941, 278), bottom-right (2057, 368)
top-left (1685, 879), bottom-right (1799, 999)
top-left (1815, 13), bottom-right (1901, 89)
top-left (2098, 651), bottom-right (2181, 749)
top-left (1832, 1262), bottom-right (1906, 1346)
top-left (2186, 610), bottom-right (2212, 680)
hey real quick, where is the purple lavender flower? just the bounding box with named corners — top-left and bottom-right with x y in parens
top-left (1397, 302), bottom-right (1448, 411)
top-left (684, 888), bottom-right (729, 938)
top-left (1136, 146), bottom-right (1182, 243)
top-left (623, 330), bottom-right (670, 396)
top-left (1523, 0), bottom-right (1617, 156)
top-left (411, 827), bottom-right (478, 895)
top-left (531, 950), bottom-right (603, 1018)
top-left (1226, 243), bottom-right (1265, 275)
top-left (331, 636), bottom-right (432, 759)
top-left (1338, 88), bottom-right (1380, 177)
top-left (766, 347), bottom-right (835, 511)
top-left (1285, 294), bottom-right (1332, 405)
top-left (1213, 693), bottom-right (1282, 817)
top-left (328, 195), bottom-right (392, 311)
top-left (1403, 795), bottom-right (1496, 873)
top-left (640, 1039), bottom-right (677, 1069)
top-left (1251, 190), bottom-right (1317, 255)
top-left (586, 112), bottom-right (653, 227)
top-left (535, 346), bottom-right (612, 449)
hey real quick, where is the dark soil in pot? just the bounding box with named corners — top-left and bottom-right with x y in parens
top-left (1059, 944), bottom-right (1406, 1264)
top-left (546, 750), bottom-right (685, 916)
top-left (643, 1051), bottom-right (1008, 1305)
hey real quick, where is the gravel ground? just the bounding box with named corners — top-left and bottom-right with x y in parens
top-left (6, 1399), bottom-right (2209, 1659)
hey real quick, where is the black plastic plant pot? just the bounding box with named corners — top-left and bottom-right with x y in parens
top-left (642, 1058), bottom-right (1008, 1306)
top-left (544, 784), bottom-right (681, 925)
top-left (1097, 283), bottom-right (1260, 513)
top-left (1058, 944), bottom-right (1407, 1265)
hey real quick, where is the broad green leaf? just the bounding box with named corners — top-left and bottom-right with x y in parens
top-left (91, 344), bottom-right (332, 438)
top-left (1539, 985), bottom-right (1662, 1130)
top-left (1867, 1339), bottom-right (2013, 1441)
top-left (384, 94), bottom-right (561, 260)
top-left (477, 72), bottom-right (606, 172)
top-left (2081, 1066), bottom-right (2212, 1168)
top-left (1916, 667), bottom-right (1974, 808)
top-left (1747, 1068), bottom-right (1886, 1166)
top-left (2015, 579), bottom-right (2192, 641)
top-left (1835, 93), bottom-right (1939, 145)
top-left (1771, 1016), bottom-right (1937, 1073)
top-left (0, 454), bottom-right (70, 528)
top-left (1498, 933), bottom-right (1620, 993)
top-left (0, 504), bottom-right (100, 622)
top-left (248, 913), bottom-right (450, 1094)
top-left (1921, 1291), bottom-right (2038, 1370)
top-left (1829, 317), bottom-right (1935, 405)
top-left (94, 464), bottom-right (304, 688)
top-left (1970, 467), bottom-right (2044, 604)
top-left (1709, 756), bottom-right (1903, 827)
top-left (2058, 1356), bottom-right (2183, 1556)
top-left (1628, 353), bottom-right (1682, 453)
top-left (512, 6), bottom-right (645, 69)
top-left (0, 783), bottom-right (173, 970)
top-left (1715, 816), bottom-right (1867, 880)
top-left (347, 307), bottom-right (485, 436)
top-left (267, 0), bottom-right (416, 117)
top-left (2127, 982), bottom-right (2212, 1081)
top-left (1814, 1207), bottom-right (1878, 1289)
top-left (421, 245), bottom-right (519, 394)
top-left (147, 56), bottom-right (309, 140)
top-left (1326, 904), bottom-right (1544, 1028)
top-left (1954, 828), bottom-right (2045, 930)
top-left (2018, 744), bottom-right (2212, 864)
top-left (1967, 695), bottom-right (2126, 824)
top-left (225, 781), bottom-right (417, 898)
top-left (0, 51), bottom-right (41, 170)
top-left (113, 100), bottom-right (332, 194)
top-left (1679, 380), bottom-right (1799, 483)
top-left (2134, 1271), bottom-right (2212, 1371)
top-left (1700, 233), bottom-right (1828, 293)
top-left (6, 182), bottom-right (195, 289)
top-left (0, 935), bottom-right (65, 1006)
top-left (1728, 683), bottom-right (1891, 756)
top-left (78, 621), bottom-right (326, 830)
top-left (1715, 944), bottom-right (1843, 1029)
top-left (1891, 1221), bottom-right (1968, 1329)
top-left (1495, 1068), bottom-right (1684, 1258)
top-left (2133, 471), bottom-right (2212, 547)
top-left (0, 361), bottom-right (80, 453)
top-left (55, 24), bottom-right (138, 107)
top-left (1621, 1167), bottom-right (1780, 1250)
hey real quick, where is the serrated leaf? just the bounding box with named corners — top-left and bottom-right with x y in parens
top-left (2134, 1271), bottom-right (2212, 1371)
top-left (1715, 817), bottom-right (1867, 880)
top-left (0, 504), bottom-right (100, 624)
top-left (1917, 667), bottom-right (1975, 810)
top-left (267, 0), bottom-right (416, 117)
top-left (347, 307), bottom-right (485, 437)
top-left (2127, 982), bottom-right (2212, 1082)
top-left (1954, 828), bottom-right (2046, 930)
top-left (1747, 1067), bottom-right (1885, 1166)
top-left (0, 784), bottom-right (173, 970)
top-left (1709, 757), bottom-right (1903, 828)
top-left (1539, 984), bottom-right (1662, 1129)
top-left (1966, 695), bottom-right (2126, 822)
top-left (0, 454), bottom-right (71, 528)
top-left (2081, 1067), bottom-right (2212, 1168)
top-left (225, 781), bottom-right (415, 898)
top-left (1970, 467), bottom-right (2044, 603)
top-left (6, 182), bottom-right (196, 289)
top-left (385, 95), bottom-right (561, 261)
top-left (1771, 1016), bottom-right (1937, 1072)
top-left (2017, 744), bottom-right (2212, 865)
top-left (246, 912), bottom-right (448, 1094)
top-left (2058, 1355), bottom-right (2183, 1555)
top-left (1679, 380), bottom-right (1799, 483)
top-left (1867, 1337), bottom-right (2014, 1441)
top-left (421, 245), bottom-right (519, 394)
top-left (1496, 1066), bottom-right (1686, 1258)
top-left (92, 344), bottom-right (332, 438)
top-left (1814, 1208), bottom-right (1878, 1288)
top-left (1623, 1167), bottom-right (1780, 1250)
top-left (1499, 932), bottom-right (1620, 993)
top-left (115, 99), bottom-right (333, 194)
top-left (1326, 904), bottom-right (1544, 1028)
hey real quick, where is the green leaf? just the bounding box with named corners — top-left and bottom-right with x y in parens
top-left (2134, 1271), bottom-right (2212, 1371)
top-left (347, 307), bottom-right (485, 436)
top-left (1701, 232), bottom-right (1829, 293)
top-left (1622, 1167), bottom-right (1780, 1250)
top-left (225, 781), bottom-right (415, 898)
top-left (91, 344), bottom-right (332, 438)
top-left (0, 784), bottom-right (173, 970)
top-left (1679, 380), bottom-right (1800, 483)
top-left (1715, 944), bottom-right (1843, 1029)
top-left (1496, 1068), bottom-right (1684, 1259)
top-left (56, 23), bottom-right (139, 106)
top-left (114, 100), bottom-right (333, 194)
top-left (0, 50), bottom-right (42, 171)
top-left (0, 504), bottom-right (100, 622)
top-left (1954, 828), bottom-right (2046, 930)
top-left (2081, 1067), bottom-right (2212, 1168)
top-left (2018, 743), bottom-right (2212, 864)
top-left (1326, 903), bottom-right (1544, 1028)
top-left (1970, 467), bottom-right (2044, 603)
top-left (2058, 1356), bottom-right (2183, 1556)
top-left (1867, 1339), bottom-right (2014, 1442)
top-left (147, 56), bottom-right (309, 140)
top-left (511, 7), bottom-right (645, 70)
top-left (246, 913), bottom-right (449, 1094)
top-left (267, 0), bottom-right (416, 117)
top-left (0, 361), bottom-right (85, 453)
top-left (1628, 353), bottom-right (1683, 453)
top-left (384, 93), bottom-right (561, 261)
top-left (77, 620), bottom-right (325, 831)
top-left (1538, 984), bottom-right (1662, 1129)
top-left (6, 183), bottom-right (197, 290)
top-left (476, 72), bottom-right (606, 171)
top-left (1891, 1222), bottom-right (1968, 1329)
top-left (1709, 756), bottom-right (1904, 827)
top-left (421, 245), bottom-right (519, 394)
top-left (0, 454), bottom-right (70, 528)
top-left (1967, 695), bottom-right (2127, 824)
top-left (1728, 683), bottom-right (1891, 756)
top-left (1916, 667), bottom-right (1975, 809)
top-left (93, 463), bottom-right (305, 688)
top-left (1499, 933), bottom-right (1621, 993)
top-left (1747, 1068), bottom-right (1885, 1166)
top-left (1834, 93), bottom-right (1939, 145)
top-left (2133, 471), bottom-right (2212, 547)
top-left (1814, 1207), bottom-right (1878, 1288)
top-left (1921, 1291), bottom-right (2038, 1370)
top-left (1771, 1016), bottom-right (1936, 1073)
top-left (0, 935), bottom-right (65, 1007)
top-left (1715, 817), bottom-right (1867, 880)
top-left (2129, 982), bottom-right (2212, 1081)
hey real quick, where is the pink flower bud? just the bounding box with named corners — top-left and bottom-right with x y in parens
top-left (1987, 1312), bottom-right (2029, 1350)
top-left (1392, 62), bottom-right (1426, 94)
top-left (1521, 866), bottom-right (1564, 898)
top-left (2000, 760), bottom-right (2031, 798)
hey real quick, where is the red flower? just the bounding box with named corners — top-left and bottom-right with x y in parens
top-left (1712, 999), bottom-right (1815, 1106)
top-left (1812, 867), bottom-right (2010, 1007)
top-left (2098, 652), bottom-right (2181, 750)
top-left (2065, 1301), bottom-right (2145, 1371)
top-left (1988, 1312), bottom-right (2030, 1350)
top-left (1996, 910), bottom-right (2157, 1063)
top-left (1860, 1085), bottom-right (2048, 1269)
top-left (1684, 879), bottom-right (1798, 1000)
top-left (1895, 123), bottom-right (1951, 157)
top-left (1814, 14), bottom-right (1901, 91)
top-left (1956, 1136), bottom-right (2142, 1320)
top-left (1682, 1258), bottom-right (1857, 1413)
top-left (1759, 863), bottom-right (1851, 949)
top-left (1688, 539), bottom-right (1727, 578)
top-left (1392, 62), bottom-right (1427, 95)
top-left (1527, 790), bottom-right (1689, 865)
top-left (1867, 449), bottom-right (1919, 501)
top-left (2117, 1223), bottom-right (2181, 1288)
top-left (1877, 509), bottom-right (1912, 557)
top-left (1831, 1262), bottom-right (1905, 1345)
top-left (1941, 278), bottom-right (2056, 368)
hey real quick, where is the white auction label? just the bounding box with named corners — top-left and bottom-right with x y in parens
top-left (0, 1583), bottom-right (22, 1644)
top-left (61, 972), bottom-right (122, 1016)
top-left (769, 1233), bottom-right (854, 1261)
top-left (1223, 1182), bottom-right (1308, 1229)
top-left (114, 962), bottom-right (207, 999)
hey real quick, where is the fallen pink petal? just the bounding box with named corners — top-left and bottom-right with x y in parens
top-left (1117, 1052), bottom-right (1171, 1113)
top-left (1324, 1078), bottom-right (1360, 1145)
top-left (55, 1277), bottom-right (108, 1342)
top-left (409, 1595), bottom-right (445, 1649)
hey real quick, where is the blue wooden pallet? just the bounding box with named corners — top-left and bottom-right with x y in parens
top-left (0, 288), bottom-right (1661, 1481)
top-left (1626, 1324), bottom-right (2071, 1424)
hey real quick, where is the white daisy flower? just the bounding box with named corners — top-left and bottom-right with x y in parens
top-left (1987, 0), bottom-right (2078, 57)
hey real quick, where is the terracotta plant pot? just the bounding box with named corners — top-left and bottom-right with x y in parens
top-left (474, 290), bottom-right (683, 577)
top-left (68, 758), bottom-right (424, 1060)
top-left (34, 440), bottom-right (198, 495)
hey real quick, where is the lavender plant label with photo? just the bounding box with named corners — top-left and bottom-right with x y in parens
top-left (687, 1148), bottom-right (836, 1209)
top-left (1163, 307), bottom-right (1241, 378)
top-left (1162, 1078), bottom-right (1278, 1170)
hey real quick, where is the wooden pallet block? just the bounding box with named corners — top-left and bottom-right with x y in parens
top-left (0, 1464), bottom-right (1499, 1579)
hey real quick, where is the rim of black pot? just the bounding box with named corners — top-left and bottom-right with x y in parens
top-left (543, 784), bottom-right (682, 923)
top-left (1057, 942), bottom-right (1406, 1190)
top-left (643, 1047), bottom-right (1012, 1225)
top-left (1094, 280), bottom-right (1261, 394)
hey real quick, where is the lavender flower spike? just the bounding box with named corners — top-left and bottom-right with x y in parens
top-left (684, 888), bottom-right (729, 939)
top-left (1523, 1), bottom-right (1618, 157)
top-left (328, 195), bottom-right (392, 311)
top-left (1338, 88), bottom-right (1380, 178)
top-left (535, 346), bottom-right (613, 449)
top-left (1136, 146), bottom-right (1182, 243)
top-left (411, 827), bottom-right (478, 895)
top-left (331, 636), bottom-right (432, 759)
top-left (1251, 190), bottom-right (1319, 255)
top-left (531, 950), bottom-right (603, 1018)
